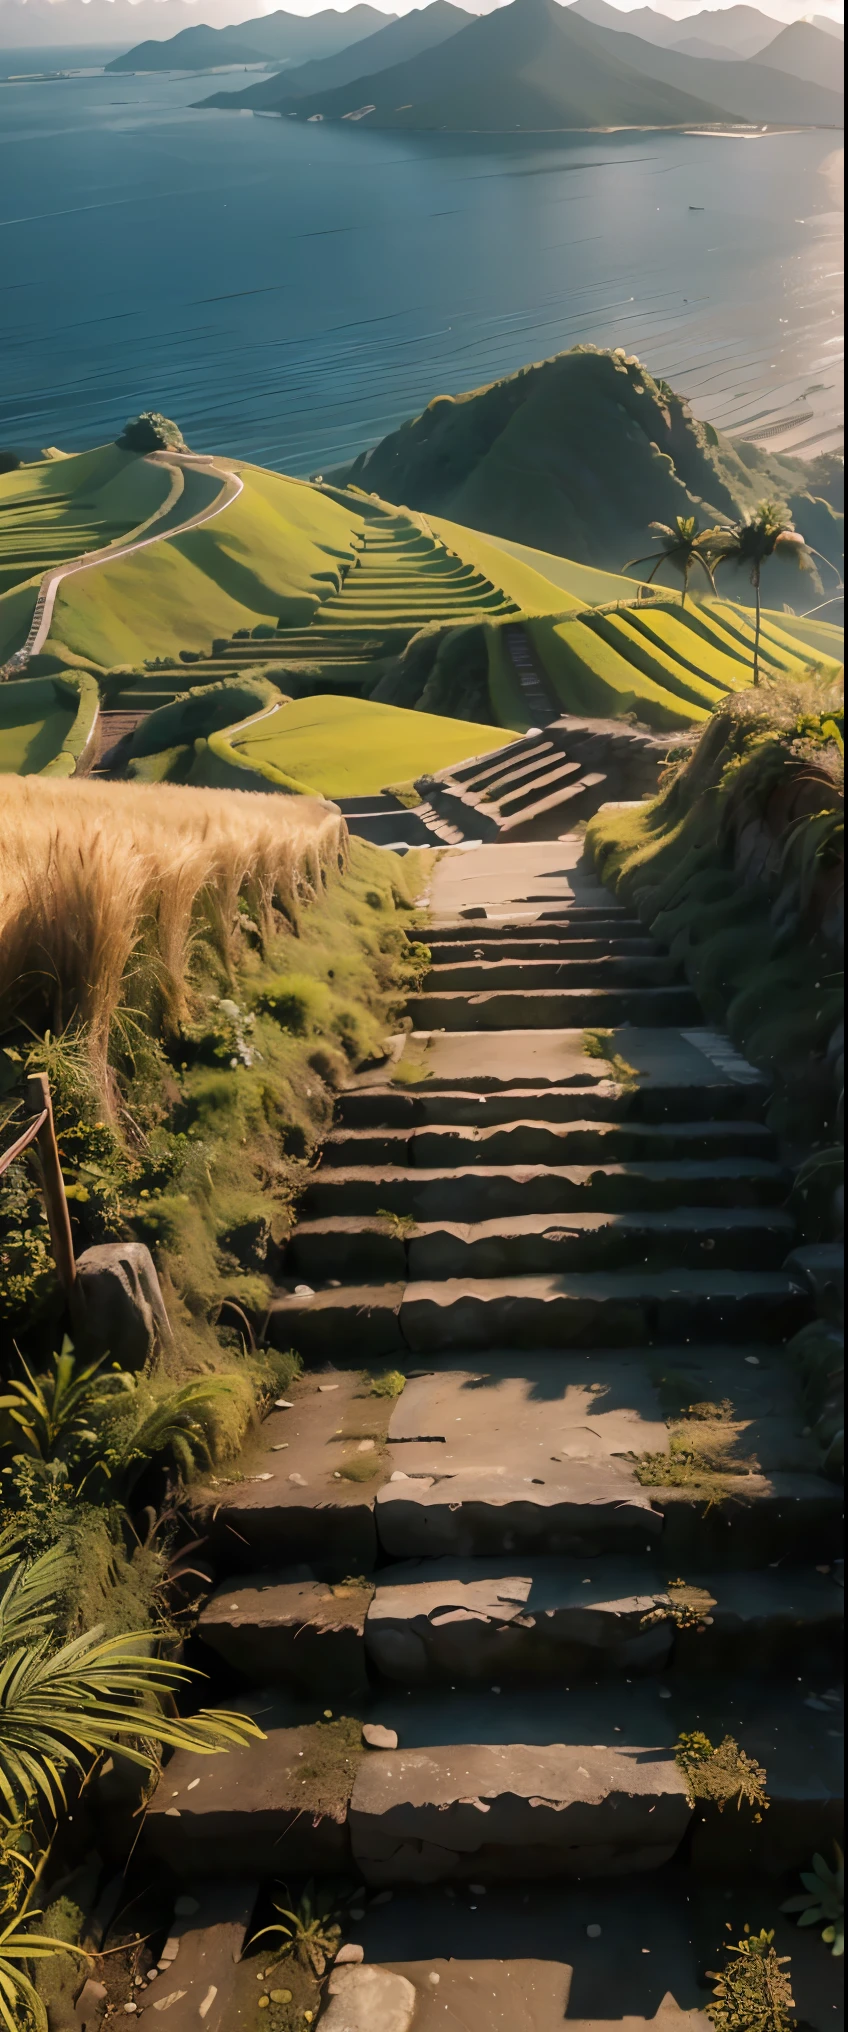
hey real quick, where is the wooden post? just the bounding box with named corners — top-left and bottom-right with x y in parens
top-left (25, 1071), bottom-right (86, 1333)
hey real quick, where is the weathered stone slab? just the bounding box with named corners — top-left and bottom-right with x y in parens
top-left (142, 1882), bottom-right (257, 2032)
top-left (144, 1704), bottom-right (354, 1878)
top-left (365, 1560), bottom-right (671, 1684)
top-left (376, 1469), bottom-right (661, 1559)
top-left (198, 1573), bottom-right (371, 1692)
top-left (349, 1741), bottom-right (691, 1883)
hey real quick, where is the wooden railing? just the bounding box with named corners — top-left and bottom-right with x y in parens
top-left (0, 1072), bottom-right (85, 1329)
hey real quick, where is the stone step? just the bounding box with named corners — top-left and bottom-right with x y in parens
top-left (423, 957), bottom-right (681, 991)
top-left (428, 912), bottom-right (638, 938)
top-left (198, 1572), bottom-right (373, 1693)
top-left (319, 1119), bottom-right (776, 1170)
top-left (349, 1736), bottom-right (690, 1885)
top-left (302, 1157), bottom-right (788, 1221)
top-left (190, 1344), bottom-right (837, 1576)
top-left (337, 1079), bottom-right (771, 1129)
top-left (288, 1206), bottom-right (796, 1283)
top-left (410, 987), bottom-right (703, 1029)
top-left (143, 1678), bottom-right (843, 1885)
top-left (484, 760), bottom-right (586, 815)
top-left (268, 1266), bottom-right (810, 1362)
top-left (197, 1558), bottom-right (841, 1695)
top-left (425, 937), bottom-right (661, 962)
top-left (364, 1560), bottom-right (843, 1687)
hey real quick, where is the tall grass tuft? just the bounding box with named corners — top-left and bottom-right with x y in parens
top-left (0, 778), bottom-right (347, 1095)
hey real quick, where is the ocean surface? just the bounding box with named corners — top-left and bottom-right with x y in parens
top-left (0, 55), bottom-right (843, 473)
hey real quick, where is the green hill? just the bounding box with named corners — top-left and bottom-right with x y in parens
top-left (189, 693), bottom-right (507, 798)
top-left (257, 0), bottom-right (841, 130)
top-left (106, 5), bottom-right (390, 74)
top-left (345, 345), bottom-right (844, 601)
top-left (202, 3), bottom-right (471, 110)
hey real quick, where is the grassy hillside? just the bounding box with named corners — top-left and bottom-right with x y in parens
top-left (0, 444), bottom-right (174, 597)
top-left (264, 0), bottom-right (728, 130)
top-left (0, 459), bottom-right (364, 669)
top-left (0, 672), bottom-right (99, 778)
top-left (347, 345), bottom-right (844, 600)
top-left (202, 2), bottom-right (470, 109)
top-left (194, 693), bottom-right (506, 797)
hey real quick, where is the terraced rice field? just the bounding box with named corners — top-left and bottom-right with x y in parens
top-left (526, 598), bottom-right (843, 733)
top-left (199, 495), bottom-right (521, 684)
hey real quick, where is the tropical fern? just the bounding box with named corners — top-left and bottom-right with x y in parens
top-left (0, 1534), bottom-right (264, 1817)
top-left (0, 1907), bottom-right (86, 2032)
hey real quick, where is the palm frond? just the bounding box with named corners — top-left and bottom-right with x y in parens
top-left (0, 1619), bottom-right (264, 1817)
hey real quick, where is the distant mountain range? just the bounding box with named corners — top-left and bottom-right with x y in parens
top-left (201, 0), bottom-right (844, 129)
top-left (570, 0), bottom-right (784, 59)
top-left (105, 5), bottom-right (392, 74)
top-left (201, 2), bottom-right (470, 109)
top-left (339, 344), bottom-right (844, 587)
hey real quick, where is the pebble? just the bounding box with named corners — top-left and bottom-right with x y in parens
top-left (362, 1723), bottom-right (398, 1750)
top-left (318, 1382), bottom-right (340, 1392)
top-left (371, 1890), bottom-right (394, 1905)
top-left (428, 1972), bottom-right (441, 1986)
top-left (390, 1470), bottom-right (409, 1482)
top-left (469, 1884), bottom-right (486, 1895)
top-left (658, 1688), bottom-right (671, 1699)
top-left (174, 1896), bottom-right (200, 1917)
top-left (357, 1439), bottom-right (375, 1453)
top-left (334, 1944), bottom-right (364, 1965)
top-left (294, 1285), bottom-right (315, 1297)
top-left (350, 1908), bottom-right (365, 1920)
top-left (587, 1924), bottom-right (602, 1939)
top-left (123, 2008), bottom-right (138, 2017)
top-left (270, 1992), bottom-right (293, 2006)
top-left (288, 1473), bottom-right (308, 1486)
top-left (275, 1400), bottom-right (294, 1410)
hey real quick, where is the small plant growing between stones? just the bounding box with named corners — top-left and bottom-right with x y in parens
top-left (641, 1579), bottom-right (714, 1631)
top-left (782, 1844), bottom-right (844, 1957)
top-left (706, 1926), bottom-right (796, 2031)
top-left (369, 1369), bottom-right (406, 1398)
top-left (582, 1028), bottom-right (638, 1088)
top-left (250, 1880), bottom-right (341, 1977)
top-left (376, 1209), bottom-right (418, 1239)
top-left (675, 1731), bottom-right (769, 1820)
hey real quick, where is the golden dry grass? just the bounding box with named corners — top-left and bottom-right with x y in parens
top-left (0, 776), bottom-right (348, 1087)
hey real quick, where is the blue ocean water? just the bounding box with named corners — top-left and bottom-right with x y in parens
top-left (0, 59), bottom-right (843, 470)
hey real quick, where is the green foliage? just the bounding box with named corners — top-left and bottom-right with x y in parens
top-left (707, 1927), bottom-right (796, 2032)
top-left (0, 1339), bottom-right (247, 1506)
top-left (625, 514), bottom-right (718, 605)
top-left (250, 1879), bottom-right (341, 1978)
top-left (675, 1731), bottom-right (769, 1818)
top-left (116, 412), bottom-right (186, 453)
top-left (0, 1526), bottom-right (264, 1821)
top-left (782, 1844), bottom-right (844, 1957)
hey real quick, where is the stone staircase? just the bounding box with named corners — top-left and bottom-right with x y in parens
top-left (141, 842), bottom-right (843, 2027)
top-left (420, 715), bottom-right (678, 842)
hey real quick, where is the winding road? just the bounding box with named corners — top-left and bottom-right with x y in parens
top-left (2, 451), bottom-right (243, 674)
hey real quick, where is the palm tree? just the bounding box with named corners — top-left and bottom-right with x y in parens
top-left (708, 499), bottom-right (815, 685)
top-left (624, 515), bottom-right (718, 608)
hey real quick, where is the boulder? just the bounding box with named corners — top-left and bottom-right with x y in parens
top-left (76, 1242), bottom-right (172, 1367)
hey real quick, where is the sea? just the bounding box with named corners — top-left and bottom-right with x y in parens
top-left (0, 51), bottom-right (843, 473)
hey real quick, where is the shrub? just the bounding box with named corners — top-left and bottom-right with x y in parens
top-left (116, 411), bottom-right (186, 453)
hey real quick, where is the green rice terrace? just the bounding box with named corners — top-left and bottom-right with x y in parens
top-left (0, 436), bottom-right (842, 827)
